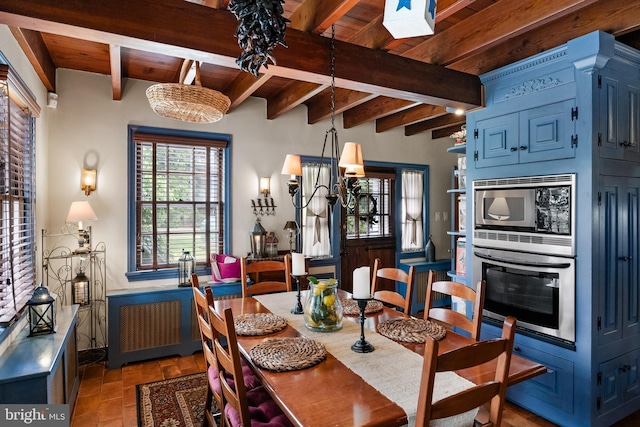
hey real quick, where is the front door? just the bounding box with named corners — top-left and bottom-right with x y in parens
top-left (340, 166), bottom-right (396, 292)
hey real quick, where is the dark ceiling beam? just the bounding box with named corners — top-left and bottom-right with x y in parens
top-left (267, 81), bottom-right (326, 119)
top-left (376, 105), bottom-right (447, 133)
top-left (432, 124), bottom-right (465, 140)
top-left (8, 26), bottom-right (56, 92)
top-left (306, 88), bottom-right (376, 124)
top-left (225, 72), bottom-right (273, 111)
top-left (343, 97), bottom-right (416, 129)
top-left (109, 44), bottom-right (122, 100)
top-left (405, 114), bottom-right (466, 137)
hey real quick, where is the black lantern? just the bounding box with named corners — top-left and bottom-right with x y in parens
top-left (250, 218), bottom-right (267, 258)
top-left (27, 285), bottom-right (57, 336)
top-left (72, 269), bottom-right (91, 306)
top-left (178, 249), bottom-right (195, 287)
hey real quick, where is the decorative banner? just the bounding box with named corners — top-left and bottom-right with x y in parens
top-left (383, 0), bottom-right (437, 39)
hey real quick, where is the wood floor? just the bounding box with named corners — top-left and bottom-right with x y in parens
top-left (71, 353), bottom-right (639, 427)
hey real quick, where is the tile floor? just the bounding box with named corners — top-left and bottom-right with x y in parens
top-left (71, 353), bottom-right (206, 427)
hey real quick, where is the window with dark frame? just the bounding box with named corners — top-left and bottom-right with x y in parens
top-left (132, 131), bottom-right (227, 272)
top-left (346, 170), bottom-right (394, 239)
top-left (0, 57), bottom-right (39, 327)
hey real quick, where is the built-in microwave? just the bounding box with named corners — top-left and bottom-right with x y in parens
top-left (473, 174), bottom-right (575, 256)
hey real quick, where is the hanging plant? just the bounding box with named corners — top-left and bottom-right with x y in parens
top-left (228, 0), bottom-right (289, 76)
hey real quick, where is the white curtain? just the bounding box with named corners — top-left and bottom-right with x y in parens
top-left (402, 170), bottom-right (424, 251)
top-left (302, 163), bottom-right (331, 257)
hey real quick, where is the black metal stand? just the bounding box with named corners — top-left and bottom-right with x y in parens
top-left (351, 297), bottom-right (374, 353)
top-left (291, 274), bottom-right (306, 314)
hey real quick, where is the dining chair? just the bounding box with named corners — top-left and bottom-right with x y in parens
top-left (371, 258), bottom-right (416, 314)
top-left (241, 254), bottom-right (292, 298)
top-left (415, 316), bottom-right (517, 427)
top-left (192, 275), bottom-right (260, 426)
top-left (424, 270), bottom-right (486, 340)
top-left (208, 305), bottom-right (294, 427)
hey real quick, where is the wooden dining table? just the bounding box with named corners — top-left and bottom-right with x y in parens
top-left (213, 290), bottom-right (547, 427)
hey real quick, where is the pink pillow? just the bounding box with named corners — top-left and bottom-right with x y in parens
top-left (211, 254), bottom-right (242, 283)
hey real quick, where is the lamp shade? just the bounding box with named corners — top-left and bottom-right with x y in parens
top-left (66, 201), bottom-right (98, 223)
top-left (339, 142), bottom-right (365, 176)
top-left (281, 154), bottom-right (302, 176)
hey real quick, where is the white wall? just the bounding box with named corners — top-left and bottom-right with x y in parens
top-left (42, 57), bottom-right (456, 291)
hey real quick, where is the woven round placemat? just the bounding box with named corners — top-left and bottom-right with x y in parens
top-left (249, 337), bottom-right (327, 372)
top-left (377, 318), bottom-right (447, 343)
top-left (340, 298), bottom-right (384, 316)
top-left (234, 313), bottom-right (287, 336)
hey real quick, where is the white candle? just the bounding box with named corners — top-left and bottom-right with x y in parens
top-left (352, 266), bottom-right (371, 299)
top-left (292, 253), bottom-right (305, 276)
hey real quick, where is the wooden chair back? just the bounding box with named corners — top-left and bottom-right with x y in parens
top-left (241, 254), bottom-right (292, 298)
top-left (208, 306), bottom-right (251, 427)
top-left (415, 316), bottom-right (517, 427)
top-left (371, 258), bottom-right (415, 314)
top-left (192, 280), bottom-right (221, 426)
top-left (425, 270), bottom-right (486, 340)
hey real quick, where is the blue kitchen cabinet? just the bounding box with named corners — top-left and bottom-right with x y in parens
top-left (464, 30), bottom-right (640, 426)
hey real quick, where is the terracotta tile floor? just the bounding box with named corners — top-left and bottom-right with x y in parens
top-left (71, 353), bottom-right (206, 427)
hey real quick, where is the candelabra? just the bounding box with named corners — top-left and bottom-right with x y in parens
top-left (351, 297), bottom-right (374, 353)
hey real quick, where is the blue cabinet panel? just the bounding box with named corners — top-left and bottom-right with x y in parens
top-left (474, 113), bottom-right (519, 168)
top-left (599, 70), bottom-right (640, 161)
top-left (520, 99), bottom-right (576, 162)
top-left (599, 350), bottom-right (640, 415)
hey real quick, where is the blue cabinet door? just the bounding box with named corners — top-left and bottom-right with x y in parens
top-left (473, 113), bottom-right (519, 168)
top-left (520, 99), bottom-right (576, 163)
top-left (599, 71), bottom-right (640, 161)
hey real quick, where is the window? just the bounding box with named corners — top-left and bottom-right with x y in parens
top-left (346, 170), bottom-right (394, 239)
top-left (401, 169), bottom-right (425, 251)
top-left (128, 127), bottom-right (229, 279)
top-left (0, 56), bottom-right (40, 327)
top-left (301, 162), bottom-right (331, 257)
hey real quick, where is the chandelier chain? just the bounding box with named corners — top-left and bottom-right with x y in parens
top-left (330, 24), bottom-right (336, 130)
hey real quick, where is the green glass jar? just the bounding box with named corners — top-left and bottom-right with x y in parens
top-left (303, 278), bottom-right (343, 332)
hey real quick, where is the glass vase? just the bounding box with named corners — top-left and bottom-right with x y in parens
top-left (303, 279), bottom-right (343, 332)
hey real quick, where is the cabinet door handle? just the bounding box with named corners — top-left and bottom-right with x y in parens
top-left (620, 364), bottom-right (632, 373)
top-left (514, 346), bottom-right (521, 352)
top-left (620, 140), bottom-right (630, 148)
top-left (520, 145), bottom-right (527, 150)
top-left (510, 147), bottom-right (517, 152)
top-left (619, 256), bottom-right (631, 261)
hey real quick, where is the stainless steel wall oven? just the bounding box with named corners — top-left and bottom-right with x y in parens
top-left (473, 246), bottom-right (575, 344)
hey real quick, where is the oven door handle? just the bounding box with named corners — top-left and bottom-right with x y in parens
top-left (474, 252), bottom-right (573, 269)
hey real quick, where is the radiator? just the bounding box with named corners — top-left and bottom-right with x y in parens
top-left (190, 292), bottom-right (240, 341)
top-left (119, 300), bottom-right (181, 353)
top-left (414, 269), bottom-right (449, 304)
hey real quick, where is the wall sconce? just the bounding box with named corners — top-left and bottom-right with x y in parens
top-left (81, 168), bottom-right (97, 196)
top-left (281, 154), bottom-right (302, 197)
top-left (252, 176), bottom-right (276, 216)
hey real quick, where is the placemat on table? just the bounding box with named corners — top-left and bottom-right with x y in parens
top-left (249, 337), bottom-right (326, 372)
top-left (340, 298), bottom-right (384, 316)
top-left (377, 318), bottom-right (447, 343)
top-left (234, 313), bottom-right (287, 336)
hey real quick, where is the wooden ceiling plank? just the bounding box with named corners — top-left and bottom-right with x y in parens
top-left (225, 71), bottom-right (273, 111)
top-left (451, 0), bottom-right (640, 75)
top-left (0, 0), bottom-right (482, 109)
top-left (405, 114), bottom-right (465, 137)
top-left (404, 0), bottom-right (600, 66)
top-left (376, 105), bottom-right (447, 133)
top-left (109, 44), bottom-right (122, 100)
top-left (307, 88), bottom-right (376, 124)
top-left (267, 81), bottom-right (326, 119)
top-left (8, 27), bottom-right (56, 92)
top-left (343, 97), bottom-right (416, 129)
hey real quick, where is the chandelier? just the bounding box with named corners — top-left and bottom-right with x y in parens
top-left (281, 25), bottom-right (365, 210)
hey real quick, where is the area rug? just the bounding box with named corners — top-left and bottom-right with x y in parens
top-left (137, 372), bottom-right (217, 427)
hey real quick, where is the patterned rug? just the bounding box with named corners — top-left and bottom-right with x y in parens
top-left (137, 372), bottom-right (216, 427)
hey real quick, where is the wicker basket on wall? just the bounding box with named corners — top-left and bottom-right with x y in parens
top-left (146, 60), bottom-right (231, 123)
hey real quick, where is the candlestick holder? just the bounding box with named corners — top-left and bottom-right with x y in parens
top-left (291, 273), bottom-right (306, 314)
top-left (351, 296), bottom-right (374, 353)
